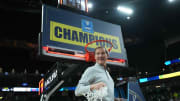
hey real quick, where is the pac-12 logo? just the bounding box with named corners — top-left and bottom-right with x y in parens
top-left (81, 19), bottom-right (94, 33)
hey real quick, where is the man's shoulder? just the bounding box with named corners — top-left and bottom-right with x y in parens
top-left (86, 65), bottom-right (96, 71)
top-left (83, 65), bottom-right (96, 74)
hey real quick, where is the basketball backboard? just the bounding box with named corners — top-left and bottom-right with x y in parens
top-left (39, 5), bottom-right (128, 67)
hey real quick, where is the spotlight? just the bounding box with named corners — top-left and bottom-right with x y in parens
top-left (168, 0), bottom-right (175, 3)
top-left (4, 72), bottom-right (8, 75)
top-left (40, 73), bottom-right (44, 77)
top-left (126, 16), bottom-right (131, 20)
top-left (22, 83), bottom-right (28, 86)
top-left (117, 6), bottom-right (133, 15)
top-left (88, 3), bottom-right (93, 9)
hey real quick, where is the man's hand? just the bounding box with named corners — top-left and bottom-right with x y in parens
top-left (90, 82), bottom-right (106, 90)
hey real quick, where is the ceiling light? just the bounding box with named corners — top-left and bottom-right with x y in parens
top-left (117, 6), bottom-right (133, 15)
top-left (88, 3), bottom-right (93, 9)
top-left (4, 72), bottom-right (8, 75)
top-left (126, 16), bottom-right (131, 20)
top-left (168, 0), bottom-right (175, 3)
top-left (22, 83), bottom-right (28, 86)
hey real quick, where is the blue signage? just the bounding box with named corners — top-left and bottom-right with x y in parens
top-left (81, 19), bottom-right (94, 33)
top-left (128, 82), bottom-right (146, 101)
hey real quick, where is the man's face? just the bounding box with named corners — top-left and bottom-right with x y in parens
top-left (95, 48), bottom-right (108, 66)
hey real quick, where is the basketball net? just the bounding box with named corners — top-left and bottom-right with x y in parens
top-left (83, 87), bottom-right (108, 101)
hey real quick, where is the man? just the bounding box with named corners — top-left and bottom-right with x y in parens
top-left (75, 47), bottom-right (122, 101)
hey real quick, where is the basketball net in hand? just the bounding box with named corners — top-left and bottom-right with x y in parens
top-left (83, 86), bottom-right (108, 101)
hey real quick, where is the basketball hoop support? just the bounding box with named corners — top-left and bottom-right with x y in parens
top-left (39, 61), bottom-right (80, 101)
